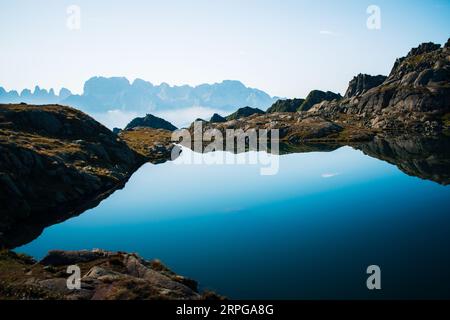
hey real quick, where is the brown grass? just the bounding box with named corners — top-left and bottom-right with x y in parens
top-left (119, 128), bottom-right (173, 158)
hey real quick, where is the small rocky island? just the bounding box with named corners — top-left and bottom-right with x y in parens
top-left (0, 39), bottom-right (449, 299)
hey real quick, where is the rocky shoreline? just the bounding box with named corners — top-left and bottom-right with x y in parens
top-left (0, 249), bottom-right (222, 300)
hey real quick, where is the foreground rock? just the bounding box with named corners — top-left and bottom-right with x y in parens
top-left (0, 249), bottom-right (222, 300)
top-left (0, 104), bottom-right (146, 248)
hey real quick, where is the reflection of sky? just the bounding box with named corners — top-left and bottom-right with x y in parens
top-left (17, 146), bottom-right (450, 299)
top-left (39, 146), bottom-right (394, 223)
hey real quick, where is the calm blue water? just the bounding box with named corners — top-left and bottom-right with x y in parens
top-left (16, 146), bottom-right (450, 299)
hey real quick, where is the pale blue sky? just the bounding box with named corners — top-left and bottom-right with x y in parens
top-left (1, 0), bottom-right (449, 98)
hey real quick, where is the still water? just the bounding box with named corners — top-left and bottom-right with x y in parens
top-left (16, 146), bottom-right (450, 299)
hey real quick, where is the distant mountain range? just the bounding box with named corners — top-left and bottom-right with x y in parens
top-left (0, 77), bottom-right (278, 113)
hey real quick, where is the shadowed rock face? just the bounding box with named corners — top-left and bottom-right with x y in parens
top-left (0, 104), bottom-right (146, 248)
top-left (354, 134), bottom-right (450, 185)
top-left (344, 74), bottom-right (387, 98)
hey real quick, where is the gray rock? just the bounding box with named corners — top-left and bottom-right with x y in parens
top-left (344, 74), bottom-right (387, 98)
top-left (40, 249), bottom-right (108, 266)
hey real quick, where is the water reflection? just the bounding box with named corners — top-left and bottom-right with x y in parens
top-left (354, 134), bottom-right (450, 185)
top-left (3, 134), bottom-right (450, 250)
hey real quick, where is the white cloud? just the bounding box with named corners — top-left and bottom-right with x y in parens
top-left (319, 30), bottom-right (339, 36)
top-left (321, 172), bottom-right (340, 178)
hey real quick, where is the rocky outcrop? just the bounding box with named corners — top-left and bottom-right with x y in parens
top-left (309, 39), bottom-right (450, 133)
top-left (125, 114), bottom-right (178, 131)
top-left (266, 98), bottom-right (305, 113)
top-left (0, 104), bottom-right (146, 248)
top-left (225, 106), bottom-right (265, 120)
top-left (298, 90), bottom-right (342, 112)
top-left (186, 111), bottom-right (373, 148)
top-left (210, 113), bottom-right (226, 123)
top-left (406, 42), bottom-right (441, 58)
top-left (0, 249), bottom-right (222, 300)
top-left (344, 74), bottom-right (387, 98)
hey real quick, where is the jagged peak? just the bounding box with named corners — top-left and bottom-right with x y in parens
top-left (210, 113), bottom-right (226, 123)
top-left (406, 42), bottom-right (441, 58)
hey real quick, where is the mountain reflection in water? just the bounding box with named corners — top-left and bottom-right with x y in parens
top-left (10, 134), bottom-right (450, 299)
top-left (3, 134), bottom-right (449, 250)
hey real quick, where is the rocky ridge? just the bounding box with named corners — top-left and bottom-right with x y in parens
top-left (309, 40), bottom-right (450, 132)
top-left (344, 74), bottom-right (387, 98)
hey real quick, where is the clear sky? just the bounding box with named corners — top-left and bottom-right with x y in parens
top-left (1, 0), bottom-right (449, 98)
